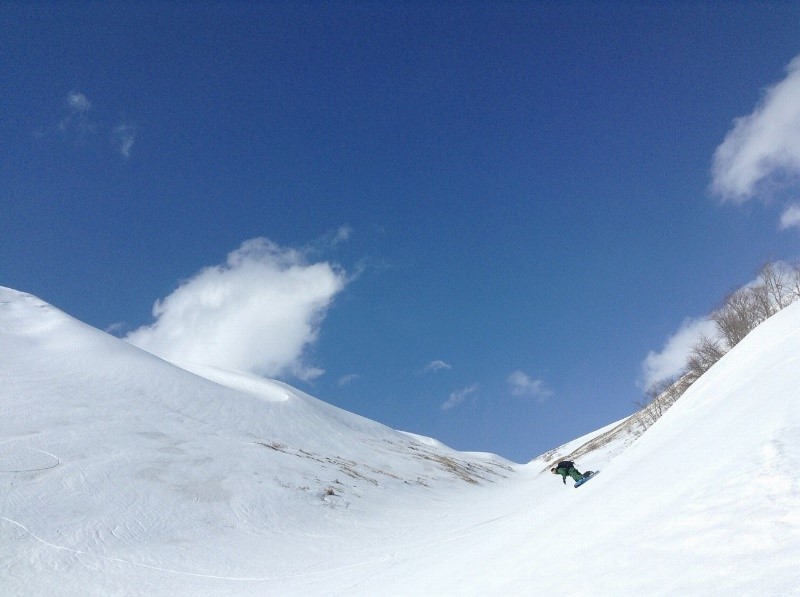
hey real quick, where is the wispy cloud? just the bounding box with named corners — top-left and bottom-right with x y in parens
top-left (507, 370), bottom-right (553, 402)
top-left (304, 225), bottom-right (354, 257)
top-left (332, 225), bottom-right (352, 245)
top-left (424, 360), bottom-right (452, 373)
top-left (780, 204), bottom-right (800, 230)
top-left (59, 91), bottom-right (96, 142)
top-left (441, 384), bottom-right (477, 411)
top-left (125, 237), bottom-right (348, 381)
top-left (712, 55), bottom-right (800, 203)
top-left (112, 123), bottom-right (136, 158)
top-left (337, 373), bottom-right (360, 386)
top-left (640, 317), bottom-right (718, 391)
top-left (104, 322), bottom-right (126, 336)
top-left (52, 91), bottom-right (136, 158)
top-left (67, 92), bottom-right (91, 112)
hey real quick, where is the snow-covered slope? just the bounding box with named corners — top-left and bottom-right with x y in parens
top-left (2, 286), bottom-right (799, 595)
top-left (341, 303), bottom-right (800, 596)
top-left (0, 287), bottom-right (512, 595)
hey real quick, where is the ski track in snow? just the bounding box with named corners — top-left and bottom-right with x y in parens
top-left (0, 501), bottom-right (470, 585)
top-left (0, 516), bottom-right (275, 582)
top-left (0, 447), bottom-right (61, 473)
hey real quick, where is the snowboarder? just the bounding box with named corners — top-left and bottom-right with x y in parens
top-left (550, 460), bottom-right (588, 485)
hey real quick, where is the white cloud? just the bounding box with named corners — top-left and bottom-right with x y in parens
top-left (424, 360), bottom-right (452, 373)
top-left (67, 92), bottom-right (92, 112)
top-left (640, 317), bottom-right (718, 391)
top-left (337, 373), bottom-right (360, 386)
top-left (780, 204), bottom-right (800, 230)
top-left (112, 123), bottom-right (136, 158)
top-left (441, 384), bottom-right (477, 411)
top-left (59, 91), bottom-right (96, 140)
top-left (125, 237), bottom-right (347, 381)
top-left (333, 225), bottom-right (352, 245)
top-left (104, 322), bottom-right (126, 336)
top-left (507, 370), bottom-right (552, 402)
top-left (303, 225), bottom-right (354, 256)
top-left (712, 55), bottom-right (800, 202)
top-left (54, 92), bottom-right (136, 158)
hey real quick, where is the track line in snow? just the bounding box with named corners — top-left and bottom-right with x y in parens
top-left (0, 516), bottom-right (274, 583)
top-left (0, 448), bottom-right (61, 473)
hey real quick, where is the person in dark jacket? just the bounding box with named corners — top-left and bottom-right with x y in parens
top-left (551, 460), bottom-right (587, 485)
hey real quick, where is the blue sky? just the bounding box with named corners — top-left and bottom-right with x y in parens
top-left (3, 3), bottom-right (800, 462)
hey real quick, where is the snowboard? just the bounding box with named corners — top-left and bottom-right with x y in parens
top-left (574, 471), bottom-right (598, 488)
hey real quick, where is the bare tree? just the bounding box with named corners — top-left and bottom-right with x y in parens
top-left (638, 261), bottom-right (800, 428)
top-left (686, 334), bottom-right (727, 383)
top-left (791, 263), bottom-right (800, 300)
top-left (750, 283), bottom-right (777, 320)
top-left (712, 288), bottom-right (765, 348)
top-left (759, 262), bottom-right (792, 310)
top-left (636, 375), bottom-right (686, 427)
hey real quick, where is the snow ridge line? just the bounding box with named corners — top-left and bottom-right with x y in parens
top-left (0, 516), bottom-right (273, 582)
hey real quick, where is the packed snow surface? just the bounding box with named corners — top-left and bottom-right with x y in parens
top-left (1, 286), bottom-right (799, 595)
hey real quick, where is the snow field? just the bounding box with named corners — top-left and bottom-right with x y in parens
top-left (2, 286), bottom-right (799, 595)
